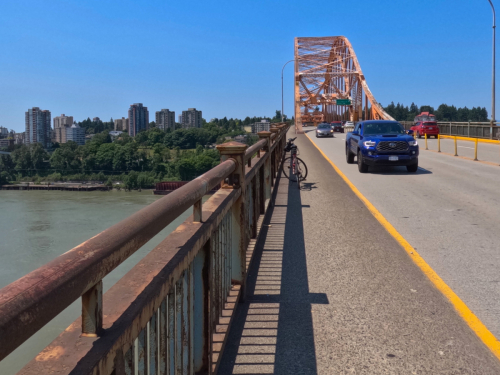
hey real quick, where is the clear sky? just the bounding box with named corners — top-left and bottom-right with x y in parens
top-left (0, 0), bottom-right (497, 132)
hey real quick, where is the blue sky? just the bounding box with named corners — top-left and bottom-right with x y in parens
top-left (0, 0), bottom-right (497, 132)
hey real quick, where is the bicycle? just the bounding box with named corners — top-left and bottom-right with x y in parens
top-left (282, 137), bottom-right (308, 189)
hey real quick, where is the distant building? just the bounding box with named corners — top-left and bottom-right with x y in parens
top-left (93, 117), bottom-right (101, 122)
top-left (0, 139), bottom-right (14, 148)
top-left (181, 108), bottom-right (202, 128)
top-left (234, 135), bottom-right (248, 144)
top-left (243, 125), bottom-right (253, 133)
top-left (156, 109), bottom-right (176, 131)
top-left (0, 126), bottom-right (8, 137)
top-left (66, 124), bottom-right (85, 145)
top-left (53, 114), bottom-right (74, 144)
top-left (252, 119), bottom-right (270, 134)
top-left (128, 103), bottom-right (149, 137)
top-left (178, 114), bottom-right (183, 123)
top-left (14, 132), bottom-right (25, 145)
top-left (114, 117), bottom-right (129, 132)
top-left (25, 107), bottom-right (51, 148)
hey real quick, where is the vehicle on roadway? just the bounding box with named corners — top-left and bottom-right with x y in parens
top-left (331, 121), bottom-right (343, 133)
top-left (345, 120), bottom-right (419, 173)
top-left (414, 111), bottom-right (436, 123)
top-left (316, 123), bottom-right (334, 137)
top-left (411, 120), bottom-right (440, 138)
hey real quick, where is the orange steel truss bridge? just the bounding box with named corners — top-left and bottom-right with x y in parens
top-left (294, 36), bottom-right (395, 132)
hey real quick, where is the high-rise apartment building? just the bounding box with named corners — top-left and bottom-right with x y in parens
top-left (128, 104), bottom-right (149, 137)
top-left (53, 114), bottom-right (74, 143)
top-left (178, 114), bottom-right (183, 123)
top-left (155, 109), bottom-right (176, 131)
top-left (114, 117), bottom-right (129, 131)
top-left (181, 108), bottom-right (202, 128)
top-left (66, 124), bottom-right (85, 145)
top-left (25, 107), bottom-right (51, 148)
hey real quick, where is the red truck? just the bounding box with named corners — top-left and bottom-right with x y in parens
top-left (410, 112), bottom-right (440, 138)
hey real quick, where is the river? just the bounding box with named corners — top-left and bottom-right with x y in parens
top-left (0, 190), bottom-right (194, 374)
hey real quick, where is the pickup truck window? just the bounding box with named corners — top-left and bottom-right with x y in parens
top-left (364, 122), bottom-right (405, 135)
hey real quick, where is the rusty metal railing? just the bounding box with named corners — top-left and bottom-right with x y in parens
top-left (0, 123), bottom-right (290, 375)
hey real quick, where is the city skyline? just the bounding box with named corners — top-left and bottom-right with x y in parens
top-left (1, 0), bottom-right (498, 133)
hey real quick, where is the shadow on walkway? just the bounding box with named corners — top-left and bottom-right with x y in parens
top-left (218, 176), bottom-right (328, 374)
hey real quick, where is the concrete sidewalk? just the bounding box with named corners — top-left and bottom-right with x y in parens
top-left (219, 134), bottom-right (500, 374)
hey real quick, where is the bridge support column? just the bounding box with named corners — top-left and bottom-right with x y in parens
top-left (258, 131), bottom-right (272, 209)
top-left (216, 142), bottom-right (248, 302)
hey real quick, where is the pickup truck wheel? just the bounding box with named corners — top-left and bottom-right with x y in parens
top-left (346, 145), bottom-right (355, 164)
top-left (406, 163), bottom-right (418, 173)
top-left (357, 150), bottom-right (368, 173)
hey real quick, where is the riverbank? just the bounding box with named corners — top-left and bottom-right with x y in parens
top-left (1, 183), bottom-right (110, 191)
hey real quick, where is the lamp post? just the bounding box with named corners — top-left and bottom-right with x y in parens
top-left (281, 59), bottom-right (294, 122)
top-left (488, 0), bottom-right (496, 137)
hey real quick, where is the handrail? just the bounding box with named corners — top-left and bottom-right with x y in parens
top-left (0, 159), bottom-right (236, 360)
top-left (244, 139), bottom-right (267, 162)
top-left (1, 123), bottom-right (291, 374)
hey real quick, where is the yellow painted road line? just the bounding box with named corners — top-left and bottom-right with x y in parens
top-left (440, 135), bottom-right (500, 144)
top-left (305, 134), bottom-right (500, 361)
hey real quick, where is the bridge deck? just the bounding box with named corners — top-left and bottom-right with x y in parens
top-left (219, 134), bottom-right (500, 374)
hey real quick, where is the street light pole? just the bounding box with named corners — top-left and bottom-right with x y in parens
top-left (488, 0), bottom-right (496, 137)
top-left (281, 59), bottom-right (294, 122)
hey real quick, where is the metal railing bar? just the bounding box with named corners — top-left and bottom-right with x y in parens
top-left (16, 187), bottom-right (242, 374)
top-left (244, 139), bottom-right (267, 162)
top-left (0, 159), bottom-right (236, 361)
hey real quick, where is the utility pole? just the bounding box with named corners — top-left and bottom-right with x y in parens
top-left (281, 60), bottom-right (294, 122)
top-left (488, 0), bottom-right (496, 138)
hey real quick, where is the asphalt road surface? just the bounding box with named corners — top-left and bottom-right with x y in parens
top-left (219, 133), bottom-right (500, 374)
top-left (306, 130), bottom-right (500, 340)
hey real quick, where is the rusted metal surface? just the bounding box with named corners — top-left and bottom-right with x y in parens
top-left (244, 139), bottom-right (267, 162)
top-left (0, 159), bottom-right (235, 361)
top-left (9, 124), bottom-right (290, 375)
top-left (81, 280), bottom-right (103, 337)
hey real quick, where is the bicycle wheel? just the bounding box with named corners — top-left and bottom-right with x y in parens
top-left (295, 158), bottom-right (308, 181)
top-left (282, 157), bottom-right (293, 180)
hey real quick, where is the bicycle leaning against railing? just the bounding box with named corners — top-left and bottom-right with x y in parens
top-left (282, 137), bottom-right (308, 189)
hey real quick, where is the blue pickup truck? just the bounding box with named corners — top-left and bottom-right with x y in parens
top-left (345, 120), bottom-right (419, 173)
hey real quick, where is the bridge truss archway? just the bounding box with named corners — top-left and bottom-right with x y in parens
top-left (294, 36), bottom-right (394, 132)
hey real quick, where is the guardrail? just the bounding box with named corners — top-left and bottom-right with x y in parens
top-left (399, 121), bottom-right (500, 140)
top-left (0, 123), bottom-right (290, 375)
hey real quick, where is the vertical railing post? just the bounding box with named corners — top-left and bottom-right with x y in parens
top-left (216, 141), bottom-right (248, 302)
top-left (192, 241), bottom-right (209, 373)
top-left (81, 280), bottom-right (103, 337)
top-left (270, 127), bottom-right (280, 184)
top-left (193, 199), bottom-right (202, 223)
top-left (258, 131), bottom-right (272, 209)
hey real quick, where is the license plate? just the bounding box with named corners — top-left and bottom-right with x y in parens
top-left (429, 127), bottom-right (433, 130)
top-left (389, 156), bottom-right (398, 161)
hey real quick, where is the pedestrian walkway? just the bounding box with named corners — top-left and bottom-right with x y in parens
top-left (219, 134), bottom-right (500, 374)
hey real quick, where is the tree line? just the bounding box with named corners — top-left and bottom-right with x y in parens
top-left (0, 118), bottom-right (261, 187)
top-left (383, 102), bottom-right (489, 122)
